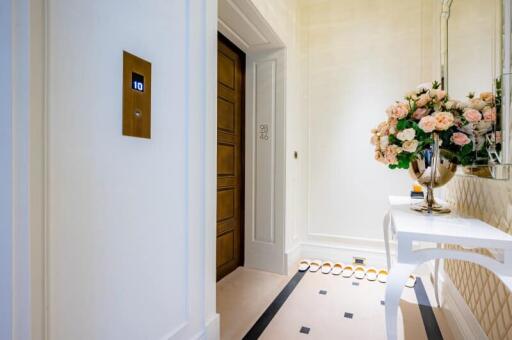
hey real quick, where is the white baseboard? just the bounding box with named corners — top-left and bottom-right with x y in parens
top-left (436, 266), bottom-right (487, 340)
top-left (204, 313), bottom-right (220, 340)
top-left (298, 234), bottom-right (395, 268)
top-left (285, 243), bottom-right (302, 275)
top-left (188, 313), bottom-right (220, 340)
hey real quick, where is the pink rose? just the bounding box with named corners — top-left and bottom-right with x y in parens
top-left (416, 93), bottom-right (430, 107)
top-left (430, 89), bottom-right (447, 101)
top-left (451, 132), bottom-right (471, 146)
top-left (436, 90), bottom-right (447, 101)
top-left (386, 103), bottom-right (409, 119)
top-left (433, 111), bottom-right (455, 130)
top-left (384, 145), bottom-right (402, 165)
top-left (418, 116), bottom-right (436, 133)
top-left (412, 108), bottom-right (428, 120)
top-left (483, 107), bottom-right (496, 122)
top-left (463, 109), bottom-right (482, 123)
top-left (375, 121), bottom-right (390, 136)
top-left (388, 118), bottom-right (398, 134)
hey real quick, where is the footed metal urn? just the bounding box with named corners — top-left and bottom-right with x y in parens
top-left (408, 134), bottom-right (457, 214)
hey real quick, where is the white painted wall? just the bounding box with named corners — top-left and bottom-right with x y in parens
top-left (46, 0), bottom-right (216, 339)
top-left (1, 1), bottom-right (13, 339)
top-left (301, 0), bottom-right (435, 243)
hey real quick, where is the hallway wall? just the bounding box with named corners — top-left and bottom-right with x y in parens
top-left (45, 0), bottom-right (215, 339)
top-left (299, 0), bottom-right (435, 245)
top-left (0, 1), bottom-right (13, 339)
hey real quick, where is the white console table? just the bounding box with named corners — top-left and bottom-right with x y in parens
top-left (383, 196), bottom-right (512, 340)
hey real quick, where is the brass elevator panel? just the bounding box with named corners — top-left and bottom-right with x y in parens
top-left (122, 51), bottom-right (151, 139)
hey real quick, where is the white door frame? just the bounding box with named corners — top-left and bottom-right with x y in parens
top-left (216, 0), bottom-right (288, 276)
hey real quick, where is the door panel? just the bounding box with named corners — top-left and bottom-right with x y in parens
top-left (216, 34), bottom-right (245, 281)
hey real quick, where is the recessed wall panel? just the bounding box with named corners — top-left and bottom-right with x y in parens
top-left (253, 59), bottom-right (276, 243)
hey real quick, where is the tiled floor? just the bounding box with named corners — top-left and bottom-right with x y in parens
top-left (217, 265), bottom-right (456, 340)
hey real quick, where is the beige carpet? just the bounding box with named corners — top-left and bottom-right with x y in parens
top-left (217, 266), bottom-right (455, 340)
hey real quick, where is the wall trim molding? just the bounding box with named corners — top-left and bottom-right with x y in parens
top-left (284, 237), bottom-right (394, 269)
top-left (306, 232), bottom-right (396, 255)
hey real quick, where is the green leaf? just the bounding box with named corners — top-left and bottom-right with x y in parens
top-left (396, 119), bottom-right (408, 131)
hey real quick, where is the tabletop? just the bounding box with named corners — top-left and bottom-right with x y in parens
top-left (388, 196), bottom-right (512, 249)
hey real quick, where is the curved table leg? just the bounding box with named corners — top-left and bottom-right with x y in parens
top-left (383, 212), bottom-right (391, 270)
top-left (385, 263), bottom-right (417, 340)
top-left (434, 258), bottom-right (441, 307)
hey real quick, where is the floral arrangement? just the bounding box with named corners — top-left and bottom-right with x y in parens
top-left (371, 81), bottom-right (499, 169)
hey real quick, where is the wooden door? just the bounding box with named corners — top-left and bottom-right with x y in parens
top-left (216, 34), bottom-right (245, 281)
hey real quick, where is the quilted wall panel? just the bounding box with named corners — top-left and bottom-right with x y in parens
top-left (445, 175), bottom-right (512, 339)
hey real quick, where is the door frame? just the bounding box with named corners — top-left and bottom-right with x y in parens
top-left (215, 0), bottom-right (288, 276)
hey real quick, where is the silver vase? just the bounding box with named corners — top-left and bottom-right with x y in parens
top-left (408, 134), bottom-right (457, 214)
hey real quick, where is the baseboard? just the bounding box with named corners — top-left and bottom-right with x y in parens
top-left (436, 266), bottom-right (487, 340)
top-left (188, 313), bottom-right (220, 340)
top-left (204, 313), bottom-right (220, 340)
top-left (285, 243), bottom-right (302, 275)
top-left (299, 234), bottom-right (395, 268)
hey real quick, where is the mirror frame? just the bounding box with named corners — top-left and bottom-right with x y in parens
top-left (440, 0), bottom-right (512, 179)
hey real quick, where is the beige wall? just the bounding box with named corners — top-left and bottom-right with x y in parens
top-left (299, 0), bottom-right (435, 241)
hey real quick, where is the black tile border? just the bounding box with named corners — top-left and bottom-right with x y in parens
top-left (299, 326), bottom-right (310, 334)
top-left (242, 270), bottom-right (306, 340)
top-left (414, 277), bottom-right (444, 340)
top-left (242, 271), bottom-right (444, 340)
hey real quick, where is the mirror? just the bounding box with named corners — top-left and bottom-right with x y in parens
top-left (441, 0), bottom-right (512, 179)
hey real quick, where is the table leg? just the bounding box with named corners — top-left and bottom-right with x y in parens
top-left (434, 254), bottom-right (440, 307)
top-left (385, 263), bottom-right (416, 340)
top-left (383, 212), bottom-right (391, 270)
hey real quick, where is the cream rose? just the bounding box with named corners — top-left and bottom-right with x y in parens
top-left (405, 90), bottom-right (418, 100)
top-left (375, 151), bottom-right (386, 164)
top-left (469, 98), bottom-right (486, 110)
top-left (451, 132), bottom-right (471, 146)
top-left (463, 109), bottom-right (482, 123)
top-left (480, 92), bottom-right (495, 103)
top-left (433, 111), bottom-right (454, 130)
top-left (396, 128), bottom-right (416, 141)
top-left (402, 139), bottom-right (419, 153)
top-left (483, 107), bottom-right (496, 122)
top-left (370, 134), bottom-right (378, 145)
top-left (416, 93), bottom-right (430, 107)
top-left (418, 116), bottom-right (436, 133)
top-left (445, 100), bottom-right (458, 110)
top-left (379, 135), bottom-right (389, 151)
